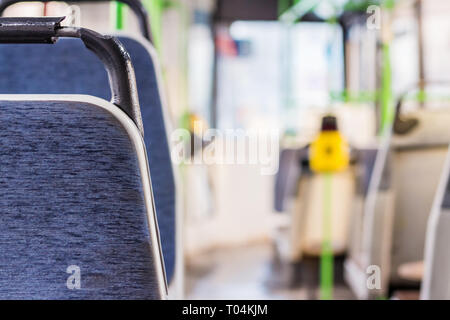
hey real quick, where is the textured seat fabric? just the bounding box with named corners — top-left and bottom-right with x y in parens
top-left (0, 100), bottom-right (163, 299)
top-left (0, 37), bottom-right (176, 282)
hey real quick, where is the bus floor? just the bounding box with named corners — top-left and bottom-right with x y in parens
top-left (185, 243), bottom-right (356, 300)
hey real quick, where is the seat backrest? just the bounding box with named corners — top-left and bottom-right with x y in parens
top-left (274, 147), bottom-right (307, 212)
top-left (0, 97), bottom-right (166, 299)
top-left (0, 17), bottom-right (167, 299)
top-left (0, 36), bottom-right (177, 283)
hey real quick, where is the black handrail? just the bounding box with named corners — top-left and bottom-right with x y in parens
top-left (0, 0), bottom-right (152, 42)
top-left (0, 16), bottom-right (143, 133)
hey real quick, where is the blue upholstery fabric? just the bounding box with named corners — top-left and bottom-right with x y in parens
top-left (0, 100), bottom-right (163, 299)
top-left (0, 37), bottom-right (176, 282)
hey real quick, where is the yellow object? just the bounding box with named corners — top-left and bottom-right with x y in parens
top-left (310, 119), bottom-right (350, 173)
top-left (188, 113), bottom-right (209, 136)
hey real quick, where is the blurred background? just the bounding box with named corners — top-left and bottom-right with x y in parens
top-left (5, 0), bottom-right (450, 300)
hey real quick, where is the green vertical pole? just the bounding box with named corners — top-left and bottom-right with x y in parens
top-left (143, 0), bottom-right (164, 54)
top-left (379, 0), bottom-right (395, 133)
top-left (320, 173), bottom-right (333, 300)
top-left (112, 2), bottom-right (127, 30)
top-left (380, 43), bottom-right (393, 133)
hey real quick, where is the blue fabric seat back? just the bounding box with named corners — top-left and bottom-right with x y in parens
top-left (0, 100), bottom-right (165, 299)
top-left (0, 37), bottom-right (176, 282)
